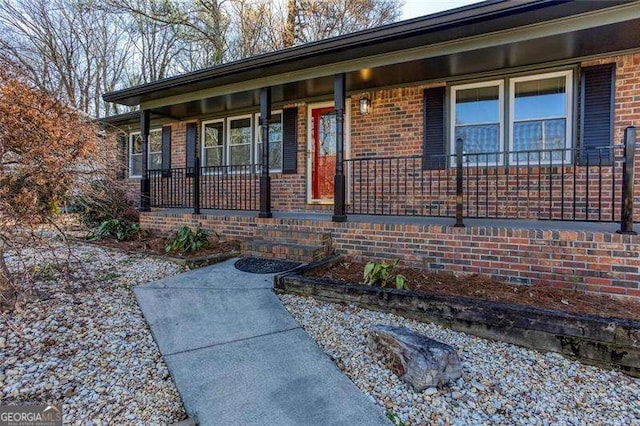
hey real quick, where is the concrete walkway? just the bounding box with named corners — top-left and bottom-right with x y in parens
top-left (134, 258), bottom-right (390, 426)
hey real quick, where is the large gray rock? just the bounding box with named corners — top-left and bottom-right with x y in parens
top-left (368, 324), bottom-right (462, 391)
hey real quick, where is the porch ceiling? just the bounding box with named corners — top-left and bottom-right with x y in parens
top-left (149, 13), bottom-right (640, 120)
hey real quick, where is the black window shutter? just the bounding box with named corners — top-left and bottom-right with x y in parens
top-left (186, 122), bottom-right (197, 176)
top-left (161, 125), bottom-right (171, 177)
top-left (580, 63), bottom-right (615, 165)
top-left (423, 86), bottom-right (446, 169)
top-left (117, 134), bottom-right (127, 179)
top-left (282, 107), bottom-right (298, 174)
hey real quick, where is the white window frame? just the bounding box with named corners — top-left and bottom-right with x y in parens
top-left (449, 79), bottom-right (504, 167)
top-left (201, 118), bottom-right (225, 174)
top-left (508, 70), bottom-right (573, 165)
top-left (129, 132), bottom-right (143, 178)
top-left (254, 110), bottom-right (283, 173)
top-left (128, 129), bottom-right (162, 178)
top-left (147, 128), bottom-right (163, 172)
top-left (226, 114), bottom-right (253, 173)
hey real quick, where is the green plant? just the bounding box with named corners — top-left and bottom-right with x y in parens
top-left (97, 272), bottom-right (121, 282)
top-left (363, 259), bottom-right (409, 290)
top-left (164, 226), bottom-right (212, 254)
top-left (29, 264), bottom-right (58, 281)
top-left (386, 411), bottom-right (405, 426)
top-left (88, 219), bottom-right (144, 242)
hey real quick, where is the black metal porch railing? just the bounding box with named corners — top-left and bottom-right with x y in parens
top-left (346, 154), bottom-right (445, 216)
top-left (148, 160), bottom-right (260, 211)
top-left (146, 126), bottom-right (636, 232)
top-left (199, 164), bottom-right (259, 211)
top-left (148, 167), bottom-right (192, 208)
top-left (346, 127), bottom-right (637, 228)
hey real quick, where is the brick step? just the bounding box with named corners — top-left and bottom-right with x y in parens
top-left (254, 227), bottom-right (331, 245)
top-left (242, 239), bottom-right (333, 263)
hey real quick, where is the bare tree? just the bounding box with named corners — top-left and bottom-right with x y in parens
top-left (113, 0), bottom-right (186, 84)
top-left (284, 0), bottom-right (297, 47)
top-left (226, 0), bottom-right (285, 59)
top-left (112, 0), bottom-right (403, 65)
top-left (0, 0), bottom-right (403, 118)
top-left (228, 0), bottom-right (403, 58)
top-left (294, 0), bottom-right (403, 44)
top-left (107, 0), bottom-right (229, 72)
top-left (0, 0), bottom-right (132, 117)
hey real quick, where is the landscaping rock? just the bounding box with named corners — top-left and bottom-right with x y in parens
top-left (1, 241), bottom-right (186, 424)
top-left (280, 294), bottom-right (640, 425)
top-left (368, 324), bottom-right (462, 391)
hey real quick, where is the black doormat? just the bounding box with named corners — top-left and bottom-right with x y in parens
top-left (234, 257), bottom-right (302, 274)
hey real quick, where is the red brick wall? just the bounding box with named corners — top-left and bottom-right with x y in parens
top-left (171, 122), bottom-right (188, 168)
top-left (349, 85), bottom-right (433, 158)
top-left (271, 103), bottom-right (314, 211)
top-left (140, 211), bottom-right (640, 300)
top-left (118, 52), bottom-right (640, 215)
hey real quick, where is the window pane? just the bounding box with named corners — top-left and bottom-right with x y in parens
top-left (514, 76), bottom-right (566, 120)
top-left (545, 119), bottom-right (566, 148)
top-left (230, 117), bottom-right (251, 146)
top-left (204, 122), bottom-right (223, 148)
top-left (257, 141), bottom-right (282, 169)
top-left (269, 141), bottom-right (282, 169)
top-left (513, 119), bottom-right (566, 162)
top-left (256, 142), bottom-right (263, 165)
top-left (150, 131), bottom-right (162, 153)
top-left (204, 146), bottom-right (223, 167)
top-left (149, 152), bottom-right (162, 170)
top-left (513, 121), bottom-right (542, 153)
top-left (512, 74), bottom-right (568, 163)
top-left (319, 113), bottom-right (337, 155)
top-left (131, 134), bottom-right (143, 154)
top-left (455, 86), bottom-right (500, 124)
top-left (256, 114), bottom-right (283, 143)
top-left (230, 144), bottom-right (251, 166)
top-left (270, 114), bottom-right (283, 141)
top-left (131, 153), bottom-right (143, 176)
top-left (256, 113), bottom-right (282, 169)
top-left (455, 124), bottom-right (500, 163)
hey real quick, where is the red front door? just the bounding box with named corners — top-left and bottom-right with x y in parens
top-left (311, 107), bottom-right (337, 201)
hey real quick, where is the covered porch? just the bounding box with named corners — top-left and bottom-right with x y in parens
top-left (102, 1), bottom-right (640, 299)
top-left (100, 1), bottom-right (640, 234)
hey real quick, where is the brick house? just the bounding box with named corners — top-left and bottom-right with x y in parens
top-left (103, 0), bottom-right (640, 299)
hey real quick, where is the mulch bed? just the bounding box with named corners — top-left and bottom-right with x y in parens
top-left (310, 259), bottom-right (640, 321)
top-left (88, 235), bottom-right (239, 259)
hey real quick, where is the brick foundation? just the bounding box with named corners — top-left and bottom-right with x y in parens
top-left (140, 211), bottom-right (640, 300)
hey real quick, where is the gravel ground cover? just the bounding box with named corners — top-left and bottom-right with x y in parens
top-left (280, 294), bottom-right (640, 426)
top-left (1, 242), bottom-right (186, 424)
